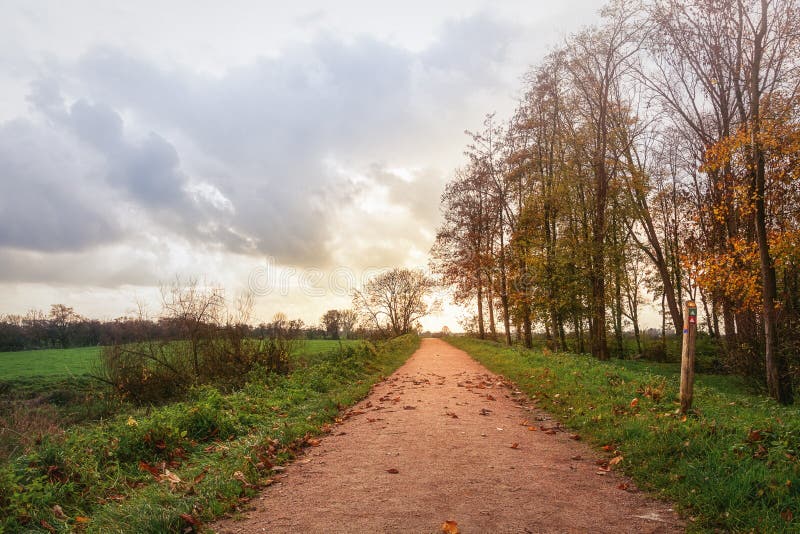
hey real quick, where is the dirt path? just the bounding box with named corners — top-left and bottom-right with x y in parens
top-left (213, 338), bottom-right (683, 533)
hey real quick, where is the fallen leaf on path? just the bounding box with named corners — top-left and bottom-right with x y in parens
top-left (609, 455), bottom-right (624, 467)
top-left (445, 411), bottom-right (459, 418)
top-left (441, 520), bottom-right (459, 533)
top-left (510, 443), bottom-right (519, 449)
top-left (403, 405), bottom-right (416, 410)
top-left (569, 434), bottom-right (581, 440)
top-left (486, 394), bottom-right (496, 401)
top-left (571, 455), bottom-right (582, 460)
top-left (306, 438), bottom-right (321, 446)
top-left (602, 444), bottom-right (614, 452)
top-left (386, 468), bottom-right (399, 474)
top-left (544, 429), bottom-right (557, 435)
top-left (617, 482), bottom-right (630, 491)
top-left (528, 426), bottom-right (538, 431)
top-left (479, 408), bottom-right (492, 416)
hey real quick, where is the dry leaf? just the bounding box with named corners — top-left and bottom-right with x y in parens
top-left (630, 398), bottom-right (639, 408)
top-left (74, 516), bottom-right (90, 523)
top-left (180, 513), bottom-right (201, 527)
top-left (40, 520), bottom-right (56, 533)
top-left (193, 470), bottom-right (207, 485)
top-left (618, 482), bottom-right (630, 491)
top-left (138, 461), bottom-right (162, 480)
top-left (569, 434), bottom-right (581, 440)
top-left (441, 520), bottom-right (459, 533)
top-left (52, 505), bottom-right (67, 520)
top-left (163, 469), bottom-right (182, 484)
top-left (510, 442), bottom-right (519, 449)
top-left (528, 426), bottom-right (538, 431)
top-left (386, 468), bottom-right (399, 474)
top-left (609, 455), bottom-right (624, 467)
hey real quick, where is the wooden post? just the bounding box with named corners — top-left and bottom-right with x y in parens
top-left (679, 300), bottom-right (698, 414)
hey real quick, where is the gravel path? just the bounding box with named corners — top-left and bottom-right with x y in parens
top-left (213, 338), bottom-right (683, 533)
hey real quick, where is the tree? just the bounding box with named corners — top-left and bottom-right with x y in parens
top-left (321, 309), bottom-right (342, 339)
top-left (48, 304), bottom-right (82, 348)
top-left (338, 309), bottom-right (358, 339)
top-left (352, 268), bottom-right (434, 337)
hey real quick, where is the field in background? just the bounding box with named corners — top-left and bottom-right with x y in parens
top-left (0, 340), bottom-right (358, 380)
top-left (0, 346), bottom-right (101, 379)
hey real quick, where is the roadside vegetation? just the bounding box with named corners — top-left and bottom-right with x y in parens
top-left (447, 337), bottom-right (800, 532)
top-left (0, 334), bottom-right (419, 532)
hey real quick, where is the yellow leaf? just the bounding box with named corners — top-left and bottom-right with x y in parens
top-left (441, 520), bottom-right (459, 534)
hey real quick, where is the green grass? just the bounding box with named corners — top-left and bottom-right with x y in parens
top-left (0, 335), bottom-right (419, 533)
top-left (446, 337), bottom-right (800, 533)
top-left (0, 347), bottom-right (102, 379)
top-left (0, 341), bottom-right (358, 380)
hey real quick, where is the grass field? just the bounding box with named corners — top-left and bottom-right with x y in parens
top-left (0, 340), bottom-right (359, 380)
top-left (446, 337), bottom-right (800, 533)
top-left (0, 347), bottom-right (102, 379)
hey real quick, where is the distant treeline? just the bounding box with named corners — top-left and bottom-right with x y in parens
top-left (0, 304), bottom-right (349, 352)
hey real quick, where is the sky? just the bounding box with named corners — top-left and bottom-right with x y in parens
top-left (0, 1), bottom-right (606, 331)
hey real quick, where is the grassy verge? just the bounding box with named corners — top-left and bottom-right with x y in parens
top-left (446, 337), bottom-right (800, 533)
top-left (0, 335), bottom-right (419, 533)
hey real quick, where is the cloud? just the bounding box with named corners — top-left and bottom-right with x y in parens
top-left (0, 11), bottom-right (518, 290)
top-left (0, 118), bottom-right (121, 252)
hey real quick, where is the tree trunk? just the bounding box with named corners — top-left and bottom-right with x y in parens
top-left (476, 272), bottom-right (486, 339)
top-left (498, 211), bottom-right (513, 345)
top-left (750, 0), bottom-right (792, 404)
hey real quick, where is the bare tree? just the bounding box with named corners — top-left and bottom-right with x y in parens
top-left (352, 268), bottom-right (434, 337)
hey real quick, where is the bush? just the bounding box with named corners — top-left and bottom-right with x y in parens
top-left (97, 331), bottom-right (301, 404)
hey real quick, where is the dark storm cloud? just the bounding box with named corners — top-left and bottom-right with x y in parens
top-left (0, 12), bottom-right (518, 280)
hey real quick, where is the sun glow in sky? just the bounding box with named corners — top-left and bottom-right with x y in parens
top-left (0, 1), bottom-right (606, 330)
